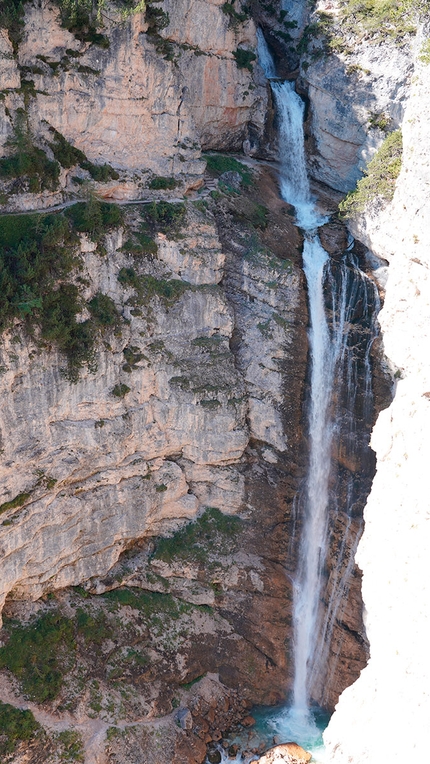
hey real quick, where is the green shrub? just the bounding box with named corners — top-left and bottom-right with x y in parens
top-left (88, 292), bottom-right (121, 328)
top-left (81, 160), bottom-right (120, 182)
top-left (118, 268), bottom-right (189, 304)
top-left (40, 286), bottom-right (97, 382)
top-left (141, 201), bottom-right (186, 234)
top-left (102, 588), bottom-right (189, 620)
top-left (65, 199), bottom-right (123, 239)
top-left (0, 702), bottom-right (40, 756)
top-left (339, 129), bottom-right (402, 217)
top-left (419, 38), bottom-right (430, 64)
top-left (145, 2), bottom-right (170, 33)
top-left (0, 492), bottom-right (31, 515)
top-left (336, 0), bottom-right (428, 41)
top-left (55, 729), bottom-right (85, 762)
top-left (233, 47), bottom-right (256, 71)
top-left (148, 176), bottom-right (178, 190)
top-left (0, 0), bottom-right (25, 51)
top-left (0, 112), bottom-right (60, 192)
top-left (0, 211), bottom-right (77, 333)
top-left (75, 608), bottom-right (113, 644)
top-left (0, 611), bottom-right (75, 702)
top-left (0, 210), bottom-right (124, 380)
top-left (53, 0), bottom-right (109, 46)
top-left (205, 154), bottom-right (253, 186)
top-left (222, 2), bottom-right (249, 27)
top-left (48, 128), bottom-right (87, 168)
top-left (152, 507), bottom-right (242, 563)
top-left (122, 231), bottom-right (158, 256)
top-left (112, 383), bottom-right (131, 397)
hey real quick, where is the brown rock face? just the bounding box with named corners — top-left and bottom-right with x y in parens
top-left (319, 219), bottom-right (349, 259)
top-left (256, 742), bottom-right (312, 764)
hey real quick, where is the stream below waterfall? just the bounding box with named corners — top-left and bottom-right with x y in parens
top-left (205, 31), bottom-right (381, 764)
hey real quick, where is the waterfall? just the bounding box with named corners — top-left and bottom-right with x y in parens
top-left (257, 30), bottom-right (379, 725)
top-left (271, 82), bottom-right (321, 230)
top-left (257, 28), bottom-right (277, 79)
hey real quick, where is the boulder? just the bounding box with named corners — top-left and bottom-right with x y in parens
top-left (255, 742), bottom-right (312, 764)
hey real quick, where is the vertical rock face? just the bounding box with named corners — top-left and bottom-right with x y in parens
top-left (303, 39), bottom-right (412, 191)
top-left (0, 0), bottom-right (267, 204)
top-left (324, 41), bottom-right (430, 764)
top-left (0, 160), bottom-right (310, 760)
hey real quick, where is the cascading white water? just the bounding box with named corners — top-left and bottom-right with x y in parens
top-left (257, 28), bottom-right (277, 79)
top-left (257, 28), bottom-right (378, 728)
top-left (206, 32), bottom-right (380, 764)
top-left (271, 82), bottom-right (321, 231)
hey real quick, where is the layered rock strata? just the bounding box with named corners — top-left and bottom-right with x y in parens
top-left (0, 0), bottom-right (267, 208)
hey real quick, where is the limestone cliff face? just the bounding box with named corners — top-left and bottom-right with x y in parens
top-left (0, 194), bottom-right (299, 613)
top-left (323, 32), bottom-right (430, 764)
top-left (0, 165), bottom-right (310, 762)
top-left (0, 0), bottom-right (266, 207)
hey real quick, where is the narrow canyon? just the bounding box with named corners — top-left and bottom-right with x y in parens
top-left (0, 1), bottom-right (428, 763)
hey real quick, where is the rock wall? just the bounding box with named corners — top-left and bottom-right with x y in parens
top-left (0, 162), bottom-right (310, 761)
top-left (0, 0), bottom-right (267, 207)
top-left (324, 31), bottom-right (430, 764)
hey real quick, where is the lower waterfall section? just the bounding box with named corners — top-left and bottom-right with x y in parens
top-left (293, 245), bottom-right (380, 712)
top-left (243, 28), bottom-right (386, 758)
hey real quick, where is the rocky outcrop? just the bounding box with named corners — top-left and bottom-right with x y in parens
top-left (302, 7), bottom-right (414, 191)
top-left (324, 34), bottom-right (430, 764)
top-left (0, 0), bottom-right (267, 208)
top-left (255, 742), bottom-right (312, 764)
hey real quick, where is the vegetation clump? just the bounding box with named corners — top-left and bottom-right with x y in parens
top-left (148, 176), bottom-right (178, 190)
top-left (0, 702), bottom-right (40, 757)
top-left (0, 112), bottom-right (60, 193)
top-left (233, 47), bottom-right (256, 71)
top-left (102, 588), bottom-right (190, 619)
top-left (65, 198), bottom-right (123, 240)
top-left (0, 0), bottom-right (25, 51)
top-left (222, 1), bottom-right (250, 28)
top-left (339, 129), bottom-right (402, 217)
top-left (152, 507), bottom-right (242, 564)
top-left (297, 1), bottom-right (430, 59)
top-left (0, 491), bottom-right (31, 515)
top-left (336, 0), bottom-right (429, 41)
top-left (205, 154), bottom-right (253, 187)
top-left (88, 292), bottom-right (122, 328)
top-left (118, 267), bottom-right (189, 305)
top-left (54, 729), bottom-right (85, 763)
top-left (112, 382), bottom-right (131, 397)
top-left (0, 611), bottom-right (75, 702)
top-left (49, 128), bottom-right (120, 181)
top-left (419, 38), bottom-right (430, 64)
top-left (141, 200), bottom-right (186, 234)
top-left (121, 231), bottom-right (158, 256)
top-left (0, 206), bottom-right (124, 381)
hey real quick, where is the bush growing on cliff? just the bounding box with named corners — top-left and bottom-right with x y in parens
top-left (337, 0), bottom-right (430, 41)
top-left (339, 129), bottom-right (402, 217)
top-left (0, 0), bottom-right (25, 50)
top-left (141, 200), bottom-right (186, 234)
top-left (0, 702), bottom-right (40, 756)
top-left (233, 47), bottom-right (256, 71)
top-left (205, 154), bottom-right (253, 187)
top-left (152, 507), bottom-right (242, 563)
top-left (0, 208), bottom-right (125, 380)
top-left (0, 112), bottom-right (60, 193)
top-left (0, 612), bottom-right (76, 702)
top-left (65, 198), bottom-right (123, 240)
